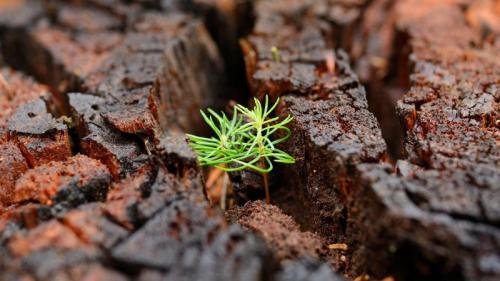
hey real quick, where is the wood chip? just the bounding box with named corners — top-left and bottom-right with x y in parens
top-left (328, 243), bottom-right (348, 251)
top-left (354, 274), bottom-right (370, 281)
top-left (206, 168), bottom-right (224, 188)
top-left (325, 50), bottom-right (336, 74)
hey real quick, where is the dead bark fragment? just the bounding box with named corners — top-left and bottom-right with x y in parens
top-left (60, 203), bottom-right (128, 250)
top-left (52, 263), bottom-right (130, 281)
top-left (6, 220), bottom-right (101, 280)
top-left (8, 99), bottom-right (72, 167)
top-left (13, 155), bottom-right (112, 207)
top-left (68, 93), bottom-right (147, 179)
top-left (112, 199), bottom-right (273, 281)
top-left (0, 143), bottom-right (29, 206)
top-left (352, 163), bottom-right (500, 280)
top-left (103, 168), bottom-right (153, 230)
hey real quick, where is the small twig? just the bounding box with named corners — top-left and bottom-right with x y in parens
top-left (354, 275), bottom-right (370, 281)
top-left (325, 50), bottom-right (336, 74)
top-left (220, 172), bottom-right (229, 210)
top-left (0, 72), bottom-right (13, 100)
top-left (206, 167), bottom-right (227, 209)
top-left (216, 0), bottom-right (235, 15)
top-left (328, 243), bottom-right (348, 251)
top-left (206, 168), bottom-right (224, 188)
top-left (141, 136), bottom-right (152, 156)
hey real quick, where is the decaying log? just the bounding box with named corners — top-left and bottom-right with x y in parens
top-left (0, 2), bottom-right (345, 280)
top-left (0, 1), bottom-right (497, 280)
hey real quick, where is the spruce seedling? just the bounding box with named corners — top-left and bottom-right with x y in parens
top-left (271, 46), bottom-right (281, 63)
top-left (187, 96), bottom-right (295, 204)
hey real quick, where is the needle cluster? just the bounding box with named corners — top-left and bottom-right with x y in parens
top-left (187, 96), bottom-right (295, 173)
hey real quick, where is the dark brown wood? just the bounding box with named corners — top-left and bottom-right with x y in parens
top-left (0, 2), bottom-right (343, 281)
top-left (240, 0), bottom-right (387, 263)
top-left (0, 1), bottom-right (498, 281)
top-left (239, 0), bottom-right (500, 280)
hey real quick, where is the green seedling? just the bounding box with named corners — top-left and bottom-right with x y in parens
top-left (58, 115), bottom-right (74, 129)
top-left (187, 95), bottom-right (295, 204)
top-left (271, 46), bottom-right (281, 63)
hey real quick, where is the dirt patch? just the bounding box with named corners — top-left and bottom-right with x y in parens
top-left (228, 200), bottom-right (331, 262)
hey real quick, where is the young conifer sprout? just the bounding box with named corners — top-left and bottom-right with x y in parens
top-left (271, 46), bottom-right (281, 63)
top-left (187, 95), bottom-right (295, 204)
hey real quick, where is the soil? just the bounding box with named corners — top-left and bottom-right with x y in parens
top-left (0, 1), bottom-right (498, 281)
top-left (228, 200), bottom-right (329, 262)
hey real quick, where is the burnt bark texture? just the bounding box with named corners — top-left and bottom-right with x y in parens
top-left (241, 2), bottom-right (387, 277)
top-left (352, 162), bottom-right (500, 281)
top-left (0, 1), bottom-right (345, 281)
top-left (240, 0), bottom-right (500, 280)
top-left (0, 0), bottom-right (499, 281)
top-left (349, 1), bottom-right (500, 280)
